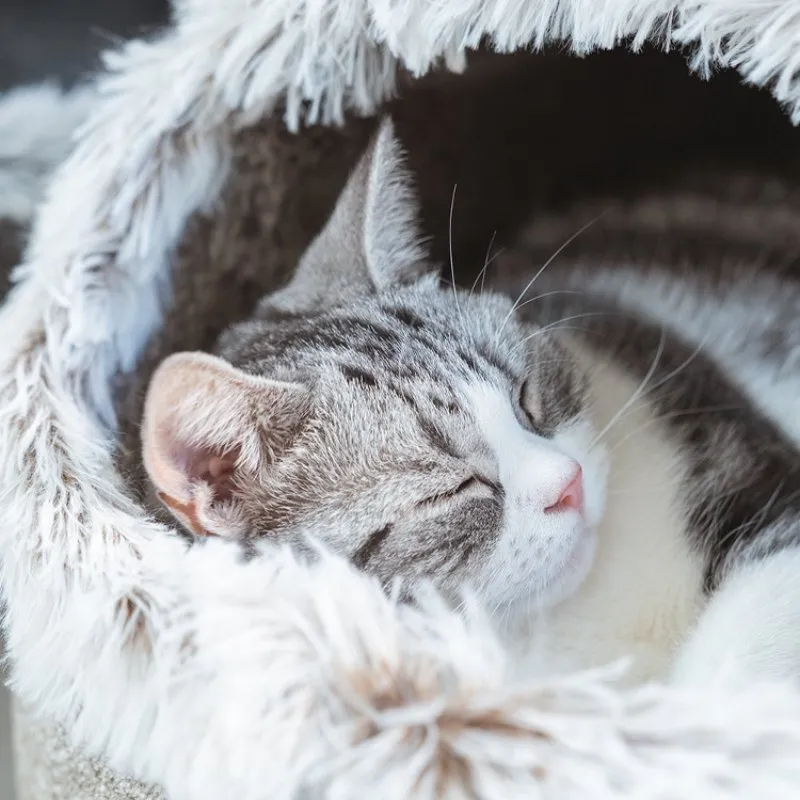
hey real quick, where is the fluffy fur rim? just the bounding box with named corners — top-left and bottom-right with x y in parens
top-left (2, 1), bottom-right (800, 798)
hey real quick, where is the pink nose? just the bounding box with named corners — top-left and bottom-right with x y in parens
top-left (545, 466), bottom-right (583, 514)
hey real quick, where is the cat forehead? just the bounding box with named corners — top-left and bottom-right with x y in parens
top-left (222, 283), bottom-right (528, 382)
top-left (233, 280), bottom-right (525, 366)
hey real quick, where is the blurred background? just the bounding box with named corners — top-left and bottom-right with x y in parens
top-left (0, 0), bottom-right (168, 91)
top-left (0, 3), bottom-right (169, 798)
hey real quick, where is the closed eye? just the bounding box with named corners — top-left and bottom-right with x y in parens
top-left (518, 378), bottom-right (543, 432)
top-left (416, 475), bottom-right (500, 507)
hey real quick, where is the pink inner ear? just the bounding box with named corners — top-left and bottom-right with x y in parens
top-left (188, 448), bottom-right (240, 503)
top-left (154, 447), bottom-right (242, 538)
top-left (143, 350), bottom-right (309, 539)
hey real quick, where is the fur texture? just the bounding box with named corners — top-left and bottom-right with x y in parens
top-left (3, 2), bottom-right (800, 799)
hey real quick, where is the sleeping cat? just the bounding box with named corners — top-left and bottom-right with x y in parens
top-left (141, 119), bottom-right (800, 686)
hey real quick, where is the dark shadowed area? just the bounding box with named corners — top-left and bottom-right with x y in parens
top-left (0, 0), bottom-right (169, 91)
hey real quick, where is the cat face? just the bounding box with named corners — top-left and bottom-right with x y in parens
top-left (142, 120), bottom-right (608, 614)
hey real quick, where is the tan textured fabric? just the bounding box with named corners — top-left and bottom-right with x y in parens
top-left (13, 703), bottom-right (164, 800)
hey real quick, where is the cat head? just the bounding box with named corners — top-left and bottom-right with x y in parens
top-left (142, 120), bottom-right (608, 615)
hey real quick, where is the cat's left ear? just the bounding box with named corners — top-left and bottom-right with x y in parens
top-left (141, 352), bottom-right (310, 538)
top-left (265, 118), bottom-right (432, 312)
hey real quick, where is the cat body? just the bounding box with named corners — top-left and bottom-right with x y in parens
top-left (498, 260), bottom-right (800, 682)
top-left (142, 120), bottom-right (800, 687)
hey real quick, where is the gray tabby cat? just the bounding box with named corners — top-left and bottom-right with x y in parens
top-left (141, 120), bottom-right (800, 686)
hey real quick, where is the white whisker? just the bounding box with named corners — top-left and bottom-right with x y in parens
top-left (637, 332), bottom-right (711, 399)
top-left (514, 288), bottom-right (587, 314)
top-left (470, 230), bottom-right (498, 298)
top-left (713, 482), bottom-right (786, 558)
top-left (447, 183), bottom-right (461, 320)
top-left (602, 403), bottom-right (744, 458)
top-left (509, 311), bottom-right (613, 359)
top-left (590, 326), bottom-right (667, 450)
top-left (592, 331), bottom-right (713, 450)
top-left (495, 212), bottom-right (607, 342)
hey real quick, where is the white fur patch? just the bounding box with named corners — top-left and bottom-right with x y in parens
top-left (515, 351), bottom-right (706, 685)
top-left (463, 380), bottom-right (600, 612)
top-left (467, 381), bottom-right (582, 508)
top-left (673, 546), bottom-right (800, 686)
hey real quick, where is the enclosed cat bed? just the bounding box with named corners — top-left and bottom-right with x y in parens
top-left (5, 2), bottom-right (800, 799)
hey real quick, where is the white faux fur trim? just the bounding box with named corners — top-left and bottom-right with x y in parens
top-left (0, 82), bottom-right (94, 224)
top-left (2, 1), bottom-right (800, 798)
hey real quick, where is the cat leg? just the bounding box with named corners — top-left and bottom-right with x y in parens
top-left (671, 545), bottom-right (800, 686)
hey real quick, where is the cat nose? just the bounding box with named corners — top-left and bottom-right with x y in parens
top-left (544, 465), bottom-right (583, 515)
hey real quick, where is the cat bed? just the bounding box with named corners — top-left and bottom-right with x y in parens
top-left (4, 2), bottom-right (800, 799)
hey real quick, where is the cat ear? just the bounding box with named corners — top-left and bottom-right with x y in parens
top-left (141, 352), bottom-right (309, 538)
top-left (266, 118), bottom-right (431, 312)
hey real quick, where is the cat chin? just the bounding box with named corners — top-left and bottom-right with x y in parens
top-left (539, 522), bottom-right (598, 609)
top-left (479, 519), bottom-right (598, 619)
